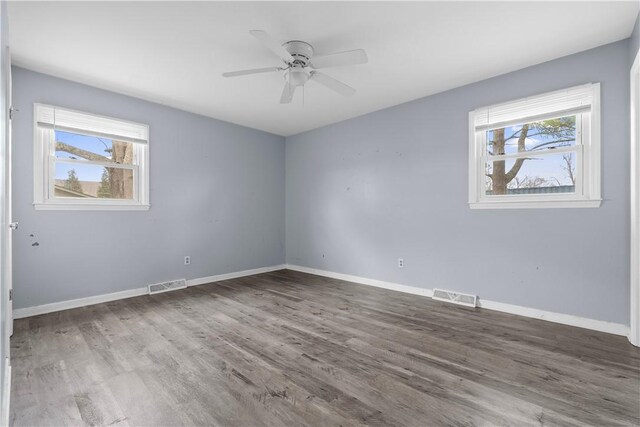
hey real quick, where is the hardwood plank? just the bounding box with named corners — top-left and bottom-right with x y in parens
top-left (10, 269), bottom-right (640, 426)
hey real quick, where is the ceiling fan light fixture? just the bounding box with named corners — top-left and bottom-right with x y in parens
top-left (286, 68), bottom-right (310, 87)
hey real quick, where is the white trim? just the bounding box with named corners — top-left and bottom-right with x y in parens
top-left (33, 202), bottom-right (150, 211)
top-left (1, 358), bottom-right (9, 427)
top-left (630, 48), bottom-right (640, 347)
top-left (468, 111), bottom-right (478, 205)
top-left (469, 198), bottom-right (601, 209)
top-left (286, 264), bottom-right (628, 337)
top-left (13, 264), bottom-right (286, 319)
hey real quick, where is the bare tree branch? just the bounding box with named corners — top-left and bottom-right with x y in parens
top-left (56, 142), bottom-right (110, 162)
top-left (503, 128), bottom-right (523, 142)
top-left (562, 153), bottom-right (576, 185)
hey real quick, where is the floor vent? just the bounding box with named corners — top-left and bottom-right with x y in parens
top-left (148, 279), bottom-right (187, 295)
top-left (432, 288), bottom-right (477, 308)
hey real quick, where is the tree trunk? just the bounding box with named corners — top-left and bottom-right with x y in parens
top-left (504, 124), bottom-right (529, 183)
top-left (492, 128), bottom-right (507, 194)
top-left (108, 141), bottom-right (133, 199)
top-left (490, 124), bottom-right (529, 195)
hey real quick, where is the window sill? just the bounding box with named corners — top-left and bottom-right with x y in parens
top-left (469, 198), bottom-right (601, 209)
top-left (33, 202), bottom-right (150, 211)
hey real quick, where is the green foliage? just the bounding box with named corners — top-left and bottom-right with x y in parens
top-left (64, 169), bottom-right (83, 193)
top-left (488, 115), bottom-right (576, 151)
top-left (530, 116), bottom-right (576, 143)
top-left (97, 169), bottom-right (111, 198)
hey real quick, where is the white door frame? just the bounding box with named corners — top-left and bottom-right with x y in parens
top-left (3, 46), bottom-right (10, 338)
top-left (630, 48), bottom-right (640, 347)
top-left (0, 3), bottom-right (10, 422)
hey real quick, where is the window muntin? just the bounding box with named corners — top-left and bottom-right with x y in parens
top-left (469, 84), bottom-right (600, 209)
top-left (34, 104), bottom-right (149, 210)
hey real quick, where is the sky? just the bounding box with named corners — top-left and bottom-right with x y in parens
top-left (55, 130), bottom-right (114, 182)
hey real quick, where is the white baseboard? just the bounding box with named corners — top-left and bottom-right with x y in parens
top-left (186, 264), bottom-right (286, 287)
top-left (13, 263), bottom-right (629, 337)
top-left (286, 264), bottom-right (629, 337)
top-left (286, 264), bottom-right (434, 298)
top-left (476, 299), bottom-right (629, 337)
top-left (12, 264), bottom-right (286, 319)
top-left (1, 358), bottom-right (10, 427)
top-left (12, 287), bottom-right (147, 319)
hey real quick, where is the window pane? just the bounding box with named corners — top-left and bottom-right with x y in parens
top-left (54, 163), bottom-right (134, 200)
top-left (486, 115), bottom-right (577, 156)
top-left (485, 152), bottom-right (577, 195)
top-left (54, 130), bottom-right (134, 165)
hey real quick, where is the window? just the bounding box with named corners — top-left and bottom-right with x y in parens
top-left (33, 104), bottom-right (149, 210)
top-left (468, 84), bottom-right (601, 209)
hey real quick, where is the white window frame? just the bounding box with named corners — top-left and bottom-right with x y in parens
top-left (468, 83), bottom-right (601, 209)
top-left (33, 104), bottom-right (149, 210)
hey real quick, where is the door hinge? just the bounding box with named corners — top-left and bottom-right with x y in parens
top-left (8, 289), bottom-right (12, 301)
top-left (8, 106), bottom-right (13, 120)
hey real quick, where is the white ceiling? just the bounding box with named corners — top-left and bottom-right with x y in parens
top-left (8, 1), bottom-right (639, 136)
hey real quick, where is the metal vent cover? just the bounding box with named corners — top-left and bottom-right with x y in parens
top-left (148, 279), bottom-right (187, 295)
top-left (432, 288), bottom-right (477, 308)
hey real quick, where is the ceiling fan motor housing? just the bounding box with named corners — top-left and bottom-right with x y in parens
top-left (283, 40), bottom-right (314, 67)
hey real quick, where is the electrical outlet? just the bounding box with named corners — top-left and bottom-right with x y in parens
top-left (398, 258), bottom-right (404, 268)
top-left (184, 256), bottom-right (191, 265)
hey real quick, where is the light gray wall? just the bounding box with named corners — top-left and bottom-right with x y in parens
top-left (630, 12), bottom-right (639, 64)
top-left (286, 39), bottom-right (631, 325)
top-left (12, 67), bottom-right (285, 309)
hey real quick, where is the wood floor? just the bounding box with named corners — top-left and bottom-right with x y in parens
top-left (10, 269), bottom-right (640, 426)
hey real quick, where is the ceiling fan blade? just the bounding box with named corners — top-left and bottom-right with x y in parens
top-left (311, 49), bottom-right (368, 69)
top-left (222, 66), bottom-right (281, 78)
top-left (310, 71), bottom-right (356, 97)
top-left (280, 82), bottom-right (296, 104)
top-left (249, 30), bottom-right (294, 62)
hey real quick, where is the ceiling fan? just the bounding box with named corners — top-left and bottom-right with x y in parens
top-left (222, 30), bottom-right (368, 104)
